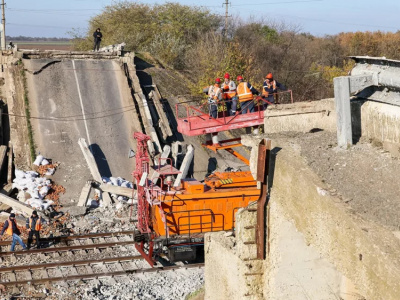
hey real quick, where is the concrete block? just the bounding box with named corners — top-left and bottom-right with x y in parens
top-left (78, 138), bottom-right (102, 182)
top-left (265, 139), bottom-right (400, 299)
top-left (173, 145), bottom-right (194, 187)
top-left (99, 184), bottom-right (134, 198)
top-left (264, 99), bottom-right (336, 134)
top-left (77, 182), bottom-right (92, 207)
top-left (334, 76), bottom-right (353, 148)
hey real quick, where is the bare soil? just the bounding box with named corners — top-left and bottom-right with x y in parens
top-left (17, 43), bottom-right (72, 51)
top-left (269, 130), bottom-right (400, 231)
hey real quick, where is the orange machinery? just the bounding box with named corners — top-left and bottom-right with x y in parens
top-left (133, 132), bottom-right (269, 266)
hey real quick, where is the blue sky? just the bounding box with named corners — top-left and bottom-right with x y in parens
top-left (5, 0), bottom-right (400, 38)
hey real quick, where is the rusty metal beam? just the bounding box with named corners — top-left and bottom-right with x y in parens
top-left (256, 138), bottom-right (271, 260)
top-left (0, 240), bottom-right (135, 256)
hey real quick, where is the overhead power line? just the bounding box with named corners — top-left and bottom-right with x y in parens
top-left (231, 0), bottom-right (323, 6)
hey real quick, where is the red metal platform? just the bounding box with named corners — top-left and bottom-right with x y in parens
top-left (176, 99), bottom-right (265, 136)
top-left (176, 91), bottom-right (292, 136)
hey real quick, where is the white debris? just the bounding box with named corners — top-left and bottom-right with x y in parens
top-left (33, 155), bottom-right (44, 166)
top-left (12, 166), bottom-right (56, 210)
top-left (317, 187), bottom-right (328, 196)
top-left (45, 168), bottom-right (55, 175)
top-left (39, 185), bottom-right (50, 197)
top-left (102, 176), bottom-right (134, 202)
top-left (41, 158), bottom-right (50, 166)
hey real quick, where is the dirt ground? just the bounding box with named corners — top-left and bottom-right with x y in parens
top-left (269, 130), bottom-right (400, 231)
top-left (17, 43), bottom-right (71, 51)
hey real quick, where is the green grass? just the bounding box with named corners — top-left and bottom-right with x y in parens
top-left (185, 286), bottom-right (205, 300)
top-left (19, 63), bottom-right (36, 162)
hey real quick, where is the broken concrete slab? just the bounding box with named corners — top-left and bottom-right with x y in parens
top-left (0, 193), bottom-right (34, 215)
top-left (99, 184), bottom-right (134, 198)
top-left (78, 138), bottom-right (102, 182)
top-left (154, 145), bottom-right (171, 166)
top-left (7, 142), bottom-right (13, 184)
top-left (78, 138), bottom-right (112, 207)
top-left (173, 145), bottom-right (194, 187)
top-left (148, 85), bottom-right (173, 141)
top-left (0, 183), bottom-right (14, 210)
top-left (171, 141), bottom-right (183, 168)
top-left (77, 182), bottom-right (92, 207)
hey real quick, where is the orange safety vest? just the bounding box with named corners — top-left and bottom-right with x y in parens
top-left (237, 82), bottom-right (253, 102)
top-left (29, 217), bottom-right (42, 231)
top-left (5, 218), bottom-right (17, 236)
top-left (262, 80), bottom-right (277, 97)
top-left (208, 84), bottom-right (221, 101)
top-left (222, 81), bottom-right (237, 99)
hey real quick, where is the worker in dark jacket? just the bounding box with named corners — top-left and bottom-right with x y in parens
top-left (26, 210), bottom-right (42, 249)
top-left (93, 28), bottom-right (103, 51)
top-left (0, 213), bottom-right (27, 251)
top-left (262, 73), bottom-right (286, 107)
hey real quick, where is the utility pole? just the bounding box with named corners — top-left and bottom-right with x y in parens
top-left (1, 0), bottom-right (5, 50)
top-left (223, 0), bottom-right (230, 38)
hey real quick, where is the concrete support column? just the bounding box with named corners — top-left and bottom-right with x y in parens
top-left (334, 76), bottom-right (353, 148)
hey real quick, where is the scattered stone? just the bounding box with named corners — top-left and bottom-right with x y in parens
top-left (62, 206), bottom-right (87, 217)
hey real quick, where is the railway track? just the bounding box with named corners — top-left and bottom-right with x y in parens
top-left (0, 231), bottom-right (204, 290)
top-left (0, 231), bottom-right (139, 261)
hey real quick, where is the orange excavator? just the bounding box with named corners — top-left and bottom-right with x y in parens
top-left (133, 131), bottom-right (270, 266)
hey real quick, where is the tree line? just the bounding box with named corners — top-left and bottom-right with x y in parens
top-left (70, 1), bottom-right (400, 102)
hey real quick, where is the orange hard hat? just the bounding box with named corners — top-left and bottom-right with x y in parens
top-left (215, 78), bottom-right (221, 83)
top-left (224, 73), bottom-right (230, 79)
top-left (266, 73), bottom-right (273, 79)
top-left (237, 75), bottom-right (243, 81)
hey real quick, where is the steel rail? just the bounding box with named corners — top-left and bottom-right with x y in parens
top-left (0, 263), bottom-right (205, 287)
top-left (0, 240), bottom-right (135, 256)
top-left (0, 231), bottom-right (136, 246)
top-left (0, 255), bottom-right (143, 272)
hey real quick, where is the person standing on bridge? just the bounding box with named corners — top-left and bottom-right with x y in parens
top-left (26, 210), bottom-right (42, 249)
top-left (262, 73), bottom-right (286, 107)
top-left (93, 28), bottom-right (103, 52)
top-left (0, 213), bottom-right (28, 251)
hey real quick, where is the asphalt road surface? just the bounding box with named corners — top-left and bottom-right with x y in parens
top-left (25, 59), bottom-right (141, 205)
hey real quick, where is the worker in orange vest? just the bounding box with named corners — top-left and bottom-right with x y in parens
top-left (221, 73), bottom-right (238, 115)
top-left (26, 210), bottom-right (42, 249)
top-left (0, 213), bottom-right (27, 251)
top-left (262, 73), bottom-right (286, 107)
top-left (236, 76), bottom-right (259, 114)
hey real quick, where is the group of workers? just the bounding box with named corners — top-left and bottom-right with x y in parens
top-left (203, 73), bottom-right (286, 145)
top-left (204, 72), bottom-right (286, 118)
top-left (0, 211), bottom-right (42, 251)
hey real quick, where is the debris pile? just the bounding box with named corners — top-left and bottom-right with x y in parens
top-left (12, 155), bottom-right (64, 211)
top-left (102, 176), bottom-right (135, 203)
top-left (82, 268), bottom-right (204, 299)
